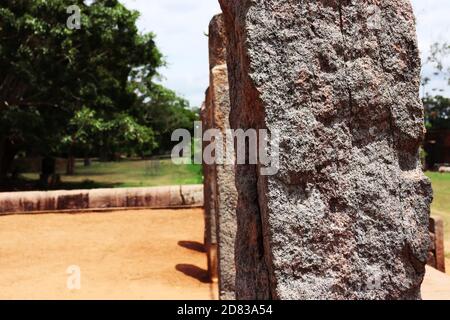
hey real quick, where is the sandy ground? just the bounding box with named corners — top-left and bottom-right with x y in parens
top-left (422, 266), bottom-right (450, 300)
top-left (0, 208), bottom-right (217, 300)
top-left (0, 208), bottom-right (449, 300)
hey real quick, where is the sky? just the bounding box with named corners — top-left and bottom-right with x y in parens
top-left (120, 0), bottom-right (450, 107)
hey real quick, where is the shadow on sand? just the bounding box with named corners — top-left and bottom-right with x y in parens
top-left (176, 264), bottom-right (211, 284)
top-left (178, 241), bottom-right (206, 253)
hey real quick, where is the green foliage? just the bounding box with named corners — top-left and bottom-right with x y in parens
top-left (426, 172), bottom-right (450, 257)
top-left (133, 83), bottom-right (199, 153)
top-left (419, 147), bottom-right (427, 169)
top-left (423, 95), bottom-right (450, 130)
top-left (0, 0), bottom-right (197, 177)
top-left (422, 42), bottom-right (450, 130)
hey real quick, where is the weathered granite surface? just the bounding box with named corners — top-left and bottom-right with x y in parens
top-left (209, 14), bottom-right (228, 69)
top-left (209, 14), bottom-right (238, 300)
top-left (201, 93), bottom-right (219, 283)
top-left (220, 0), bottom-right (432, 300)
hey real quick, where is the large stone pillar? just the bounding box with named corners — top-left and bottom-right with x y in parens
top-left (202, 14), bottom-right (238, 299)
top-left (209, 14), bottom-right (238, 300)
top-left (201, 91), bottom-right (219, 283)
top-left (220, 0), bottom-right (433, 300)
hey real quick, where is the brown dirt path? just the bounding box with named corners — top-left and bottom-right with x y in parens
top-left (0, 209), bottom-right (217, 300)
top-left (422, 266), bottom-right (450, 300)
top-left (0, 207), bottom-right (448, 300)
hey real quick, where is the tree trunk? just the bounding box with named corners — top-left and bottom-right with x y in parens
top-left (0, 137), bottom-right (5, 183)
top-left (84, 155), bottom-right (91, 167)
top-left (66, 138), bottom-right (76, 175)
top-left (99, 150), bottom-right (108, 162)
top-left (99, 134), bottom-right (109, 162)
top-left (0, 138), bottom-right (18, 183)
top-left (66, 155), bottom-right (75, 175)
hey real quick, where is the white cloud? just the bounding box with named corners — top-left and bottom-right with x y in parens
top-left (120, 0), bottom-right (221, 107)
top-left (120, 0), bottom-right (450, 105)
top-left (412, 0), bottom-right (450, 95)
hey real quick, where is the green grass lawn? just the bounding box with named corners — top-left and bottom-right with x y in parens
top-left (22, 159), bottom-right (203, 190)
top-left (426, 172), bottom-right (450, 258)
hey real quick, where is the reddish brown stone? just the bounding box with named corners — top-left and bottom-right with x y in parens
top-left (428, 216), bottom-right (446, 273)
top-left (201, 91), bottom-right (219, 283)
top-left (0, 186), bottom-right (203, 215)
top-left (209, 14), bottom-right (238, 301)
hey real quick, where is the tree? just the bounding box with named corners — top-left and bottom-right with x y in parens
top-left (421, 42), bottom-right (450, 98)
top-left (421, 42), bottom-right (450, 169)
top-left (62, 107), bottom-right (100, 172)
top-left (427, 42), bottom-right (450, 84)
top-left (0, 0), bottom-right (165, 179)
top-left (421, 42), bottom-right (450, 130)
top-left (423, 95), bottom-right (450, 130)
top-left (133, 84), bottom-right (200, 154)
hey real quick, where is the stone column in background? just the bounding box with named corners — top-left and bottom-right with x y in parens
top-left (428, 216), bottom-right (445, 273)
top-left (208, 14), bottom-right (238, 300)
top-left (201, 90), bottom-right (218, 283)
top-left (220, 0), bottom-right (432, 300)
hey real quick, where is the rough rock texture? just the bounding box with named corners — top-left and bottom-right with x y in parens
top-left (0, 185), bottom-right (203, 214)
top-left (220, 0), bottom-right (433, 300)
top-left (209, 14), bottom-right (238, 300)
top-left (209, 14), bottom-right (228, 69)
top-left (201, 91), bottom-right (219, 283)
top-left (200, 95), bottom-right (218, 282)
top-left (427, 216), bottom-right (446, 273)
